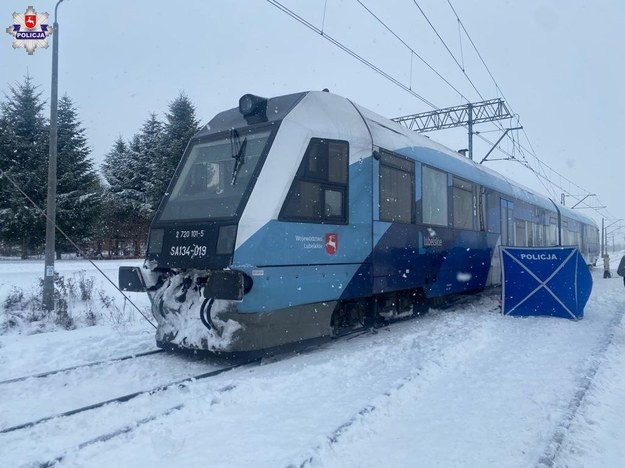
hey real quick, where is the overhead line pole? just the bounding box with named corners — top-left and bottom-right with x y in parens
top-left (571, 194), bottom-right (596, 209)
top-left (392, 99), bottom-right (513, 161)
top-left (392, 98), bottom-right (511, 132)
top-left (479, 126), bottom-right (523, 164)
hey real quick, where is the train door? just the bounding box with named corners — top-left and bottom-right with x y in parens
top-left (371, 150), bottom-right (419, 296)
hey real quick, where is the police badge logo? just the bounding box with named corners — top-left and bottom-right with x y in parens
top-left (6, 5), bottom-right (53, 55)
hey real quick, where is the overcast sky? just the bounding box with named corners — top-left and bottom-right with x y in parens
top-left (2, 0), bottom-right (624, 235)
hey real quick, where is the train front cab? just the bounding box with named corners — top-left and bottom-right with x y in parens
top-left (217, 93), bottom-right (376, 350)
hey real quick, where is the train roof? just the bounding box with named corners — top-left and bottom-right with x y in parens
top-left (196, 92), bottom-right (307, 137)
top-left (197, 90), bottom-right (596, 228)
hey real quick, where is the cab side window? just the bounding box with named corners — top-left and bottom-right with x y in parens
top-left (279, 138), bottom-right (349, 224)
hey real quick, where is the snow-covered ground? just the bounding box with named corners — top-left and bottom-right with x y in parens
top-left (0, 255), bottom-right (624, 467)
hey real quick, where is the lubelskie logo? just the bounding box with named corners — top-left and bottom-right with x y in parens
top-left (6, 5), bottom-right (53, 55)
top-left (325, 233), bottom-right (338, 255)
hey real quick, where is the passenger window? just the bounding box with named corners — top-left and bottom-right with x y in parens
top-left (379, 151), bottom-right (414, 223)
top-left (500, 199), bottom-right (514, 246)
top-left (452, 177), bottom-right (475, 230)
top-left (515, 220), bottom-right (527, 246)
top-left (422, 165), bottom-right (448, 226)
top-left (279, 138), bottom-right (349, 223)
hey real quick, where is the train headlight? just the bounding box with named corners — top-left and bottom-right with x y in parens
top-left (238, 94), bottom-right (267, 122)
top-left (148, 229), bottom-right (164, 254)
top-left (216, 225), bottom-right (237, 255)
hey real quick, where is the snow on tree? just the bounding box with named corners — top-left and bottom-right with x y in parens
top-left (157, 92), bottom-right (201, 200)
top-left (101, 113), bottom-right (166, 256)
top-left (98, 93), bottom-right (201, 256)
top-left (0, 78), bottom-right (101, 259)
top-left (55, 95), bottom-right (102, 257)
top-left (137, 113), bottom-right (167, 213)
top-left (0, 76), bottom-right (48, 258)
top-left (101, 136), bottom-right (130, 194)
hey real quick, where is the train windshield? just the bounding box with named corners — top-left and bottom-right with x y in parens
top-left (158, 128), bottom-right (272, 221)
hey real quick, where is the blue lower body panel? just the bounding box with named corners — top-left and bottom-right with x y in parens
top-left (344, 223), bottom-right (494, 299)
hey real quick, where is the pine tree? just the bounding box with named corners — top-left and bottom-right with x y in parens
top-left (101, 136), bottom-right (131, 194)
top-left (98, 94), bottom-right (201, 257)
top-left (158, 93), bottom-right (200, 201)
top-left (100, 137), bottom-right (134, 256)
top-left (0, 76), bottom-right (49, 258)
top-left (105, 132), bottom-right (151, 215)
top-left (55, 95), bottom-right (101, 257)
top-left (101, 125), bottom-right (158, 257)
top-left (136, 113), bottom-right (166, 213)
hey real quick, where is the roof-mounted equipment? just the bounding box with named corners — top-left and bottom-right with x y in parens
top-left (239, 94), bottom-right (268, 124)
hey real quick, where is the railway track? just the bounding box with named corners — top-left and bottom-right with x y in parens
top-left (0, 358), bottom-right (257, 435)
top-left (535, 301), bottom-right (625, 468)
top-left (0, 343), bottom-right (254, 436)
top-left (38, 403), bottom-right (186, 468)
top-left (288, 305), bottom-right (502, 468)
top-left (0, 322), bottom-right (386, 466)
top-left (1, 289), bottom-right (490, 433)
top-left (1, 291), bottom-right (497, 467)
top-left (35, 380), bottom-right (239, 467)
top-left (0, 349), bottom-right (164, 386)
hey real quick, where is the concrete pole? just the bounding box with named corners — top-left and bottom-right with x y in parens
top-left (43, 0), bottom-right (64, 312)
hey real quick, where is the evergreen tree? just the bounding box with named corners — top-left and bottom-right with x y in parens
top-left (104, 132), bottom-right (151, 215)
top-left (0, 76), bottom-right (49, 258)
top-left (55, 95), bottom-right (101, 256)
top-left (157, 93), bottom-right (200, 201)
top-left (100, 137), bottom-right (133, 256)
top-left (136, 113), bottom-right (166, 213)
top-left (97, 94), bottom-right (201, 257)
top-left (101, 136), bottom-right (131, 194)
top-left (102, 132), bottom-right (153, 256)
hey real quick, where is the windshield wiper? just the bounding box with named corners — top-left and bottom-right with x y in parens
top-left (230, 129), bottom-right (248, 186)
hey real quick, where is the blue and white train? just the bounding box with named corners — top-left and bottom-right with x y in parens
top-left (120, 90), bottom-right (600, 353)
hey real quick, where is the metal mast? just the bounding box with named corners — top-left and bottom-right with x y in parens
top-left (392, 98), bottom-right (513, 161)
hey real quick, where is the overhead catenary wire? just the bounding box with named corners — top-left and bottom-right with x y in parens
top-left (364, 0), bottom-right (551, 194)
top-left (443, 0), bottom-right (613, 220)
top-left (444, 1), bottom-right (537, 165)
top-left (456, 16), bottom-right (465, 71)
top-left (266, 0), bottom-right (438, 109)
top-left (358, 0), bottom-right (527, 170)
top-left (357, 0), bottom-right (527, 172)
top-left (475, 132), bottom-right (614, 218)
top-left (474, 133), bottom-right (559, 200)
top-left (411, 0), bottom-right (485, 101)
top-left (446, 0), bottom-right (504, 98)
top-left (0, 168), bottom-right (157, 329)
top-left (354, 0), bottom-right (468, 102)
top-left (412, 0), bottom-right (529, 159)
top-left (418, 0), bottom-right (580, 203)
top-left (268, 1), bottom-right (615, 223)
